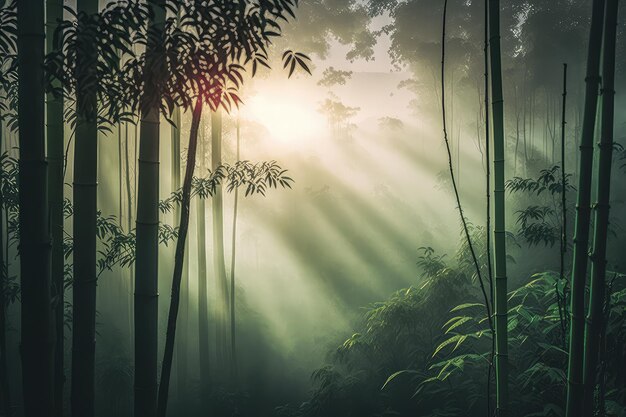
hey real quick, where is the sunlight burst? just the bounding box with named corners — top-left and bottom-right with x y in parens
top-left (245, 90), bottom-right (325, 145)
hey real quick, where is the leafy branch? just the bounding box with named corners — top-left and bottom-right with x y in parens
top-left (159, 160), bottom-right (294, 213)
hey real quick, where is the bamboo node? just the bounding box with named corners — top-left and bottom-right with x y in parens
top-left (137, 159), bottom-right (161, 165)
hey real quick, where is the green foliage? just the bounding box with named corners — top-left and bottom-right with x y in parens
top-left (45, 0), bottom-right (311, 134)
top-left (61, 198), bottom-right (139, 280)
top-left (275, 244), bottom-right (474, 417)
top-left (0, 0), bottom-right (17, 130)
top-left (0, 152), bottom-right (18, 238)
top-left (0, 150), bottom-right (145, 314)
top-left (282, 51), bottom-right (312, 78)
top-left (0, 152), bottom-right (19, 305)
top-left (506, 166), bottom-right (573, 248)
top-left (278, 234), bottom-right (626, 417)
top-left (318, 67), bottom-right (353, 87)
top-left (159, 160), bottom-right (294, 213)
top-left (45, 0), bottom-right (149, 129)
top-left (95, 213), bottom-right (137, 277)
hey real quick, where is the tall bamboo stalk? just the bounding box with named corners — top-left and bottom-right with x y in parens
top-left (171, 107), bottom-right (187, 406)
top-left (488, 0), bottom-right (508, 415)
top-left (442, 5), bottom-right (494, 414)
top-left (124, 121), bottom-right (133, 345)
top-left (484, 0), bottom-right (495, 414)
top-left (0, 39), bottom-right (12, 415)
top-left (119, 124), bottom-right (123, 221)
top-left (0, 196), bottom-right (8, 417)
top-left (582, 1), bottom-right (618, 414)
top-left (565, 2), bottom-right (606, 416)
top-left (17, 0), bottom-right (54, 415)
top-left (230, 114), bottom-right (241, 381)
top-left (558, 63), bottom-right (568, 348)
top-left (0, 62), bottom-right (11, 417)
top-left (134, 1), bottom-right (165, 415)
top-left (71, 0), bottom-right (99, 414)
top-left (46, 0), bottom-right (65, 413)
top-left (197, 115), bottom-right (211, 408)
top-left (0, 122), bottom-right (9, 417)
top-left (157, 96), bottom-right (203, 417)
top-left (211, 109), bottom-right (229, 370)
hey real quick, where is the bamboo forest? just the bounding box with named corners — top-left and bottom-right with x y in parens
top-left (1, 0), bottom-right (626, 416)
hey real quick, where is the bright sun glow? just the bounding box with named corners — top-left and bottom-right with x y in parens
top-left (244, 88), bottom-right (325, 145)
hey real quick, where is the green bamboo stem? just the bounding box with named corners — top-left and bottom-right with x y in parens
top-left (488, 0), bottom-right (508, 415)
top-left (157, 96), bottom-right (203, 417)
top-left (582, 1), bottom-right (618, 414)
top-left (124, 120), bottom-right (133, 346)
top-left (0, 120), bottom-right (9, 416)
top-left (71, 0), bottom-right (99, 415)
top-left (565, 1), bottom-right (606, 416)
top-left (211, 109), bottom-right (229, 372)
top-left (484, 0), bottom-right (495, 413)
top-left (171, 107), bottom-right (188, 406)
top-left (17, 0), bottom-right (54, 415)
top-left (441, 0), bottom-right (493, 352)
top-left (558, 63), bottom-right (568, 348)
top-left (134, 1), bottom-right (165, 415)
top-left (46, 0), bottom-right (65, 413)
top-left (230, 115), bottom-right (241, 383)
top-left (197, 115), bottom-right (211, 409)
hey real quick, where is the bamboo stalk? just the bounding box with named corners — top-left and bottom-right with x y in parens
top-left (17, 0), bottom-right (54, 414)
top-left (565, 2), bottom-right (606, 416)
top-left (558, 63), bottom-right (568, 349)
top-left (46, 0), bottom-right (65, 413)
top-left (582, 1), bottom-right (619, 414)
top-left (211, 109), bottom-right (229, 372)
top-left (230, 114), bottom-right (241, 383)
top-left (134, 2), bottom-right (165, 415)
top-left (488, 0), bottom-right (508, 415)
top-left (157, 97), bottom-right (203, 417)
top-left (197, 113), bottom-right (211, 410)
top-left (71, 1), bottom-right (100, 415)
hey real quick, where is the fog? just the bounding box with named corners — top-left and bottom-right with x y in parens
top-left (3, 0), bottom-right (626, 416)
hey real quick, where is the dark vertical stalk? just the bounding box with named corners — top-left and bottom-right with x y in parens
top-left (513, 88), bottom-right (519, 176)
top-left (582, 1), bottom-right (618, 414)
top-left (171, 107), bottom-right (187, 407)
top-left (71, 1), bottom-right (99, 415)
top-left (558, 63), bottom-right (568, 349)
top-left (520, 74), bottom-right (528, 175)
top-left (0, 92), bottom-right (10, 417)
top-left (484, 1), bottom-right (495, 414)
top-left (119, 124), bottom-right (123, 221)
top-left (197, 114), bottom-right (210, 410)
top-left (211, 109), bottom-right (229, 372)
top-left (596, 276), bottom-right (613, 417)
top-left (157, 97), bottom-right (203, 417)
top-left (1, 131), bottom-right (8, 416)
top-left (17, 0), bottom-right (54, 415)
top-left (46, 0), bottom-right (65, 413)
top-left (124, 121), bottom-right (133, 346)
top-left (230, 114), bottom-right (240, 382)
top-left (488, 0), bottom-right (508, 415)
top-left (134, 1), bottom-right (165, 415)
top-left (565, 1), bottom-right (606, 416)
top-left (441, 4), bottom-right (494, 408)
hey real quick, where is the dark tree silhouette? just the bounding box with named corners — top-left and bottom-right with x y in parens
top-left (134, 1), bottom-right (166, 415)
top-left (17, 0), bottom-right (54, 415)
top-left (583, 0), bottom-right (619, 414)
top-left (565, 2), bottom-right (606, 416)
